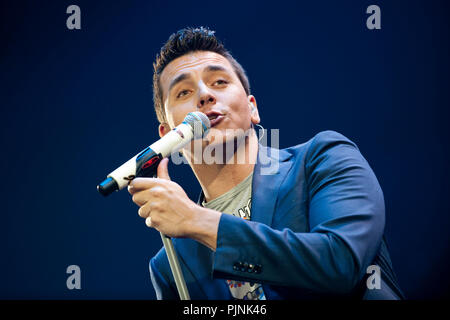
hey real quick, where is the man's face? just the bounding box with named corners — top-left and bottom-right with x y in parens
top-left (159, 51), bottom-right (258, 144)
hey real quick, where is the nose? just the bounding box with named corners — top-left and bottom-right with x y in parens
top-left (197, 83), bottom-right (216, 109)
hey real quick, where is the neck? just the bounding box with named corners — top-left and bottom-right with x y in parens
top-left (185, 130), bottom-right (259, 202)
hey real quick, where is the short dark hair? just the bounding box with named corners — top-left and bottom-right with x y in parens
top-left (152, 26), bottom-right (251, 124)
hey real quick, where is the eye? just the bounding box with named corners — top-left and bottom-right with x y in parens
top-left (212, 79), bottom-right (228, 86)
top-left (176, 89), bottom-right (190, 98)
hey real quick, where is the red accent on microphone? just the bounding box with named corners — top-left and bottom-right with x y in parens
top-left (142, 156), bottom-right (159, 169)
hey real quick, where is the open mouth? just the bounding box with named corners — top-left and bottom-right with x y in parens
top-left (206, 111), bottom-right (225, 127)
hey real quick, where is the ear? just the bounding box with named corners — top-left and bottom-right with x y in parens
top-left (248, 95), bottom-right (260, 125)
top-left (158, 123), bottom-right (171, 138)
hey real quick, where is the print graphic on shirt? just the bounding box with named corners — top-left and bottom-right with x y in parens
top-left (244, 284), bottom-right (265, 300)
top-left (226, 280), bottom-right (266, 300)
top-left (236, 198), bottom-right (251, 220)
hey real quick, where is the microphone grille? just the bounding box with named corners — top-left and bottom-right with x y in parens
top-left (183, 112), bottom-right (211, 139)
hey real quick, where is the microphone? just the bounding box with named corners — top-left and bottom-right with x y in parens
top-left (97, 111), bottom-right (210, 196)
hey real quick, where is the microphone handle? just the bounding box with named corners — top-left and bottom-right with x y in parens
top-left (160, 233), bottom-right (190, 300)
top-left (151, 167), bottom-right (190, 300)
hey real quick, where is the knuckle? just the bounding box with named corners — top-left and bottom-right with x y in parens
top-left (150, 187), bottom-right (164, 197)
top-left (150, 202), bottom-right (160, 212)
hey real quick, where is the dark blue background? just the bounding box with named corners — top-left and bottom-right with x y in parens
top-left (1, 0), bottom-right (449, 299)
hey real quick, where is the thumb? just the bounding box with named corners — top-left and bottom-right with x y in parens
top-left (157, 158), bottom-right (171, 180)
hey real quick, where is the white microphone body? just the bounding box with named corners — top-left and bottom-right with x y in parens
top-left (109, 123), bottom-right (193, 190)
top-left (97, 112), bottom-right (210, 196)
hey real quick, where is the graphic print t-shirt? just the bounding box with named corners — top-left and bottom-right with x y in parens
top-left (202, 173), bottom-right (266, 300)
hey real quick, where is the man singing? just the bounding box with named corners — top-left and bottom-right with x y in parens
top-left (127, 27), bottom-right (404, 300)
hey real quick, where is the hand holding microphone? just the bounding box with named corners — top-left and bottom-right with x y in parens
top-left (96, 110), bottom-right (221, 240)
top-left (127, 158), bottom-right (210, 238)
top-left (97, 111), bottom-right (215, 300)
top-left (125, 126), bottom-right (221, 241)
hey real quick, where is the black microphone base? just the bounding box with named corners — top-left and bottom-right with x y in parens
top-left (97, 177), bottom-right (119, 196)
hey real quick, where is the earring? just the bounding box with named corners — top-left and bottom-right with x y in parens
top-left (255, 123), bottom-right (265, 142)
top-left (251, 123), bottom-right (265, 142)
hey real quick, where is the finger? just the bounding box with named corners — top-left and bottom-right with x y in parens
top-left (157, 158), bottom-right (171, 181)
top-left (138, 202), bottom-right (152, 218)
top-left (128, 177), bottom-right (162, 192)
top-left (133, 185), bottom-right (167, 206)
top-left (145, 216), bottom-right (153, 228)
top-left (132, 189), bottom-right (151, 207)
top-left (128, 183), bottom-right (137, 195)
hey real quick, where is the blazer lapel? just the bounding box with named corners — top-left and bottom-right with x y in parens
top-left (250, 144), bottom-right (294, 226)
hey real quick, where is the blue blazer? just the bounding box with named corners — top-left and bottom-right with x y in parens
top-left (149, 131), bottom-right (404, 300)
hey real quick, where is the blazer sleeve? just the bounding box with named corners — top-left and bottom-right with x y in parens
top-left (149, 252), bottom-right (179, 300)
top-left (211, 131), bottom-right (385, 295)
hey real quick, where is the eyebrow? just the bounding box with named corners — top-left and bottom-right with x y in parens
top-left (168, 73), bottom-right (191, 93)
top-left (204, 65), bottom-right (228, 73)
top-left (167, 65), bottom-right (230, 94)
